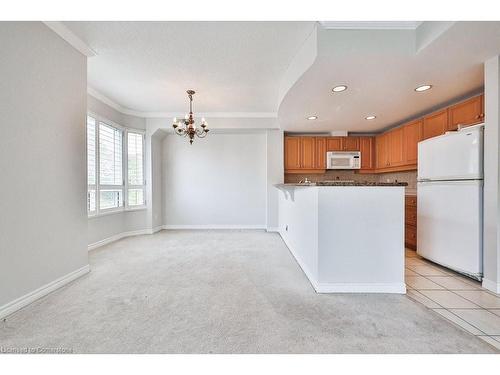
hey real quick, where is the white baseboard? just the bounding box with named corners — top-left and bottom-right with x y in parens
top-left (151, 225), bottom-right (164, 234)
top-left (88, 228), bottom-right (163, 251)
top-left (0, 265), bottom-right (90, 320)
top-left (278, 231), bottom-right (406, 294)
top-left (482, 278), bottom-right (500, 293)
top-left (266, 227), bottom-right (280, 233)
top-left (162, 224), bottom-right (266, 230)
top-left (315, 283), bottom-right (406, 294)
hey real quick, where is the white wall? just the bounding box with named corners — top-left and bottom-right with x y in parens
top-left (151, 132), bottom-right (165, 230)
top-left (266, 130), bottom-right (284, 229)
top-left (87, 94), bottom-right (150, 246)
top-left (162, 131), bottom-right (268, 228)
top-left (483, 56), bottom-right (500, 293)
top-left (0, 22), bottom-right (88, 313)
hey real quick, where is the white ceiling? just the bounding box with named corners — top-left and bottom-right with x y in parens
top-left (279, 21), bottom-right (500, 133)
top-left (61, 21), bottom-right (500, 132)
top-left (64, 21), bottom-right (315, 114)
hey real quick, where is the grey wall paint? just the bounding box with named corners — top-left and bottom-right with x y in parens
top-left (266, 130), bottom-right (284, 229)
top-left (0, 22), bottom-right (88, 307)
top-left (86, 95), bottom-right (148, 245)
top-left (162, 131), bottom-right (267, 227)
top-left (151, 133), bottom-right (164, 229)
top-left (483, 56), bottom-right (500, 291)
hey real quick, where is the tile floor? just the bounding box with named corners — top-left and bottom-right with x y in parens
top-left (405, 248), bottom-right (500, 350)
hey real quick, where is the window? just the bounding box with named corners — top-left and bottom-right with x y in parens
top-left (87, 116), bottom-right (97, 214)
top-left (99, 122), bottom-right (123, 211)
top-left (86, 114), bottom-right (146, 216)
top-left (127, 132), bottom-right (145, 207)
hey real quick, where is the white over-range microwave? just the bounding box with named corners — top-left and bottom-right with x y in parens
top-left (326, 151), bottom-right (361, 169)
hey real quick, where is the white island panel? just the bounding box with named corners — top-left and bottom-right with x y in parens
top-left (317, 187), bottom-right (405, 292)
top-left (277, 185), bottom-right (405, 294)
top-left (277, 187), bottom-right (319, 282)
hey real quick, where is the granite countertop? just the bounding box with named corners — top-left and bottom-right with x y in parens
top-left (276, 181), bottom-right (408, 187)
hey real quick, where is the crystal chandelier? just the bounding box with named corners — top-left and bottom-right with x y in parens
top-left (172, 90), bottom-right (209, 144)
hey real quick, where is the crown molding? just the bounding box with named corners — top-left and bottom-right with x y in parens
top-left (320, 21), bottom-right (422, 30)
top-left (43, 21), bottom-right (96, 57)
top-left (87, 87), bottom-right (277, 119)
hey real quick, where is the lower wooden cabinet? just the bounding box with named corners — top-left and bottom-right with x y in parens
top-left (405, 195), bottom-right (417, 250)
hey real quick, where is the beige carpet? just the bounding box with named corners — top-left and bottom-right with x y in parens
top-left (0, 230), bottom-right (497, 353)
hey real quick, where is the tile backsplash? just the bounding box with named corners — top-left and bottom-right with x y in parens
top-left (285, 170), bottom-right (417, 190)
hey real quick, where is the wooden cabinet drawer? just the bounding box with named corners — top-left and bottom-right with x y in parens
top-left (405, 195), bottom-right (417, 207)
top-left (405, 224), bottom-right (417, 249)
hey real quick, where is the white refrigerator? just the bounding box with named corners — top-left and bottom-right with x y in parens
top-left (417, 124), bottom-right (484, 280)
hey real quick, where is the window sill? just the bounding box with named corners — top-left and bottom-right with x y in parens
top-left (88, 207), bottom-right (147, 219)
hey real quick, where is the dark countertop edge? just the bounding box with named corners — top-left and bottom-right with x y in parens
top-left (275, 183), bottom-right (408, 187)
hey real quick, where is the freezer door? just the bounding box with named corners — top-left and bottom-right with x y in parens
top-left (417, 180), bottom-right (483, 278)
top-left (418, 124), bottom-right (483, 181)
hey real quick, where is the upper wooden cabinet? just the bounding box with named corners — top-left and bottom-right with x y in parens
top-left (389, 127), bottom-right (405, 167)
top-left (423, 109), bottom-right (448, 140)
top-left (403, 119), bottom-right (423, 165)
top-left (284, 136), bottom-right (328, 173)
top-left (448, 95), bottom-right (484, 131)
top-left (314, 137), bottom-right (326, 169)
top-left (300, 137), bottom-right (316, 169)
top-left (284, 137), bottom-right (301, 170)
top-left (285, 135), bottom-right (369, 173)
top-left (343, 136), bottom-right (360, 151)
top-left (359, 137), bottom-right (374, 170)
top-left (326, 137), bottom-right (343, 151)
top-left (326, 136), bottom-right (360, 151)
top-left (375, 133), bottom-right (389, 169)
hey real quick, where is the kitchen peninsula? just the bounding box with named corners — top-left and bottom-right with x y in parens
top-left (276, 182), bottom-right (407, 293)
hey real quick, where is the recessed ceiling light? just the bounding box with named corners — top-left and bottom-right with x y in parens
top-left (365, 115), bottom-right (376, 120)
top-left (307, 116), bottom-right (318, 120)
top-left (415, 84), bottom-right (432, 92)
top-left (332, 85), bottom-right (347, 93)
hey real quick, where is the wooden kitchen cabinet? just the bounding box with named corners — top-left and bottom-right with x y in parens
top-left (359, 136), bottom-right (374, 170)
top-left (448, 94), bottom-right (484, 131)
top-left (403, 119), bottom-right (423, 165)
top-left (284, 136), bottom-right (327, 173)
top-left (314, 137), bottom-right (326, 169)
top-left (326, 137), bottom-right (343, 151)
top-left (284, 137), bottom-right (301, 170)
top-left (423, 109), bottom-right (448, 140)
top-left (389, 127), bottom-right (405, 167)
top-left (343, 136), bottom-right (360, 151)
top-left (300, 137), bottom-right (316, 169)
top-left (405, 195), bottom-right (417, 250)
top-left (375, 133), bottom-right (389, 169)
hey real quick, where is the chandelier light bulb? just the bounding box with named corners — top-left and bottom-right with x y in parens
top-left (185, 114), bottom-right (189, 120)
